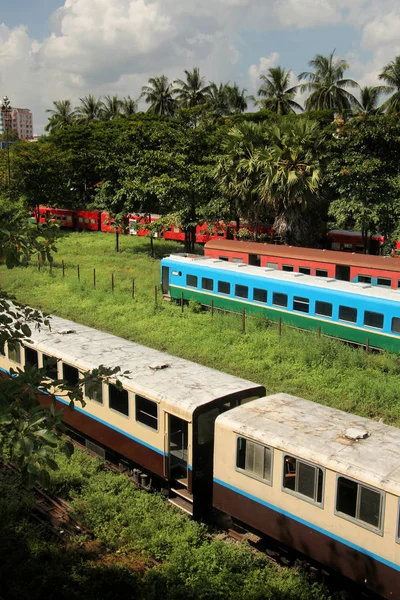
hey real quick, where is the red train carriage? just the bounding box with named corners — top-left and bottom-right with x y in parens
top-left (76, 210), bottom-right (101, 231)
top-left (327, 230), bottom-right (385, 254)
top-left (33, 206), bottom-right (76, 228)
top-left (204, 238), bottom-right (400, 288)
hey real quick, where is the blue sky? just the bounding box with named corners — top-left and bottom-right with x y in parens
top-left (0, 0), bottom-right (398, 132)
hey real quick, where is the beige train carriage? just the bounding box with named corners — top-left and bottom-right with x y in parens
top-left (213, 394), bottom-right (400, 599)
top-left (0, 312), bottom-right (264, 517)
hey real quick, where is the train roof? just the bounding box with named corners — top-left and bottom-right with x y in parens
top-left (164, 255), bottom-right (400, 302)
top-left (204, 239), bottom-right (399, 271)
top-left (216, 394), bottom-right (400, 495)
top-left (25, 313), bottom-right (263, 420)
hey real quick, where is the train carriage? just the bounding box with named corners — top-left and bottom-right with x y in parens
top-left (161, 255), bottom-right (400, 353)
top-left (213, 394), bottom-right (400, 599)
top-left (0, 313), bottom-right (264, 518)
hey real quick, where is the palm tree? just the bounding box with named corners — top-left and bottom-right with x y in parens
top-left (205, 82), bottom-right (231, 117)
top-left (173, 68), bottom-right (211, 108)
top-left (256, 67), bottom-right (302, 114)
top-left (298, 50), bottom-right (360, 111)
top-left (101, 95), bottom-right (122, 120)
top-left (44, 100), bottom-right (75, 132)
top-left (74, 95), bottom-right (104, 124)
top-left (355, 86), bottom-right (382, 116)
top-left (254, 120), bottom-right (322, 245)
top-left (121, 96), bottom-right (138, 117)
top-left (226, 83), bottom-right (249, 113)
top-left (378, 56), bottom-right (400, 114)
top-left (140, 75), bottom-right (176, 117)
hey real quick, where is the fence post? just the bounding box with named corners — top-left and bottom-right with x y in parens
top-left (242, 308), bottom-right (246, 334)
top-left (181, 292), bottom-right (184, 313)
top-left (318, 325), bottom-right (321, 337)
top-left (278, 317), bottom-right (282, 336)
top-left (366, 338), bottom-right (370, 356)
top-left (93, 268), bottom-right (96, 289)
top-left (62, 260), bottom-right (65, 278)
top-left (49, 261), bottom-right (52, 275)
top-left (132, 279), bottom-right (135, 299)
top-left (211, 299), bottom-right (214, 318)
top-left (37, 254), bottom-right (40, 271)
top-left (154, 285), bottom-right (158, 304)
top-left (112, 272), bottom-right (114, 293)
top-left (77, 265), bottom-right (80, 282)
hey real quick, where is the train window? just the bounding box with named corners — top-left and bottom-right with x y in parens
top-left (25, 347), bottom-right (39, 368)
top-left (218, 281), bottom-right (230, 295)
top-left (299, 267), bottom-right (311, 275)
top-left (235, 284), bottom-right (248, 299)
top-left (85, 381), bottom-right (103, 404)
top-left (218, 256), bottom-right (229, 261)
top-left (343, 243), bottom-right (353, 252)
top-left (202, 277), bottom-right (214, 291)
top-left (135, 395), bottom-right (158, 429)
top-left (109, 384), bottom-right (129, 417)
top-left (392, 317), bottom-right (400, 334)
top-left (339, 305), bottom-right (357, 323)
top-left (283, 455), bottom-right (323, 505)
top-left (336, 476), bottom-right (383, 532)
top-left (358, 275), bottom-right (372, 284)
top-left (78, 217), bottom-right (83, 223)
top-left (42, 354), bottom-right (58, 380)
top-left (377, 277), bottom-right (391, 287)
top-left (272, 292), bottom-right (288, 308)
top-left (236, 437), bottom-right (272, 484)
top-left (232, 258), bottom-right (244, 264)
top-left (186, 274), bottom-right (198, 288)
top-left (62, 363), bottom-right (80, 387)
top-left (293, 296), bottom-right (309, 313)
top-left (315, 301), bottom-right (332, 317)
top-left (282, 265), bottom-right (294, 272)
top-left (253, 288), bottom-right (267, 303)
top-left (315, 269), bottom-right (328, 277)
top-left (267, 262), bottom-right (278, 269)
top-left (90, 219), bottom-right (96, 224)
top-left (66, 216), bottom-right (73, 222)
top-left (364, 311), bottom-right (384, 329)
top-left (7, 342), bottom-right (21, 364)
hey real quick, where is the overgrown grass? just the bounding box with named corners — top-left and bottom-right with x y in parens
top-left (1, 230), bottom-right (400, 425)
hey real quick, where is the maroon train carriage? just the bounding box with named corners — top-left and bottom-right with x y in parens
top-left (204, 238), bottom-right (400, 289)
top-left (0, 312), bottom-right (264, 518)
top-left (327, 230), bottom-right (385, 254)
top-left (213, 394), bottom-right (400, 600)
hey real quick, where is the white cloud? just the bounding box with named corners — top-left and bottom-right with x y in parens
top-left (248, 52), bottom-right (280, 89)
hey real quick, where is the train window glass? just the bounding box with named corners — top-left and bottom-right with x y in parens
top-left (343, 244), bottom-right (353, 252)
top-left (339, 305), bottom-right (357, 323)
top-left (42, 354), bottom-right (58, 380)
top-left (272, 292), bottom-right (288, 308)
top-left (24, 347), bottom-right (38, 368)
top-left (109, 384), bottom-right (129, 417)
top-left (267, 262), bottom-right (278, 269)
top-left (78, 217), bottom-right (83, 223)
top-left (66, 216), bottom-right (73, 222)
top-left (90, 219), bottom-right (96, 224)
top-left (235, 284), bottom-right (248, 299)
top-left (7, 342), bottom-right (21, 364)
top-left (392, 317), bottom-right (400, 334)
top-left (186, 274), bottom-right (198, 288)
top-left (299, 267), bottom-right (311, 275)
top-left (219, 256), bottom-right (229, 261)
top-left (135, 395), bottom-right (158, 430)
top-left (336, 476), bottom-right (383, 531)
top-left (358, 275), bottom-right (372, 284)
top-left (315, 269), bottom-right (328, 277)
top-left (283, 455), bottom-right (323, 504)
top-left (232, 258), bottom-right (244, 264)
top-left (364, 311), bottom-right (384, 329)
top-left (356, 245), bottom-right (364, 252)
top-left (198, 408), bottom-right (219, 444)
top-left (315, 301), bottom-right (332, 317)
top-left (85, 381), bottom-right (103, 404)
top-left (218, 281), bottom-right (230, 295)
top-left (202, 277), bottom-right (214, 291)
top-left (62, 363), bottom-right (80, 386)
top-left (236, 437), bottom-right (272, 484)
top-left (293, 296), bottom-right (309, 313)
top-left (377, 277), bottom-right (391, 287)
top-left (282, 265), bottom-right (294, 272)
top-left (254, 288), bottom-right (267, 303)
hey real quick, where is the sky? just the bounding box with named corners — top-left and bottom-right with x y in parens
top-left (0, 0), bottom-right (399, 133)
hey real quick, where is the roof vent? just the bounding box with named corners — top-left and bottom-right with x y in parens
top-left (149, 363), bottom-right (170, 371)
top-left (350, 282), bottom-right (372, 289)
top-left (236, 263), bottom-right (248, 268)
top-left (57, 328), bottom-right (76, 335)
top-left (293, 273), bottom-right (305, 277)
top-left (344, 426), bottom-right (369, 441)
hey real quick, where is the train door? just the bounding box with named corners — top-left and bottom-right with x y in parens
top-left (168, 415), bottom-right (188, 480)
top-left (335, 264), bottom-right (350, 281)
top-left (249, 254), bottom-right (261, 267)
top-left (161, 266), bottom-right (170, 294)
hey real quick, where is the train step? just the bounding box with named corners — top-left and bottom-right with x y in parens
top-left (163, 294), bottom-right (171, 301)
top-left (168, 494), bottom-right (193, 516)
top-left (170, 482), bottom-right (193, 503)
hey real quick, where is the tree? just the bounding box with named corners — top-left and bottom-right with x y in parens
top-left (205, 82), bottom-right (231, 117)
top-left (74, 94), bottom-right (104, 124)
top-left (121, 96), bottom-right (138, 117)
top-left (44, 100), bottom-right (75, 133)
top-left (256, 67), bottom-right (302, 115)
top-left (355, 86), bottom-right (383, 116)
top-left (378, 56), bottom-right (400, 115)
top-left (140, 75), bottom-right (176, 117)
top-left (298, 50), bottom-right (360, 111)
top-left (226, 83), bottom-right (249, 114)
top-left (173, 68), bottom-right (211, 109)
top-left (101, 95), bottom-right (122, 120)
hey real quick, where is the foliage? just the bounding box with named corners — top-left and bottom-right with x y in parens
top-left (256, 66), bottom-right (303, 114)
top-left (378, 56), bottom-right (400, 114)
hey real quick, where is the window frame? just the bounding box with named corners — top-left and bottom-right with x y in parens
top-left (62, 362), bottom-right (80, 387)
top-left (7, 342), bottom-right (21, 364)
top-left (358, 274), bottom-right (372, 284)
top-left (235, 435), bottom-right (273, 486)
top-left (218, 280), bottom-right (231, 295)
top-left (186, 274), bottom-right (198, 288)
top-left (299, 266), bottom-right (311, 275)
top-left (338, 305), bottom-right (358, 324)
top-left (293, 296), bottom-right (310, 314)
top-left (282, 454), bottom-right (325, 508)
top-left (335, 474), bottom-right (385, 535)
top-left (253, 288), bottom-right (268, 304)
top-left (135, 394), bottom-right (159, 431)
top-left (315, 300), bottom-right (333, 318)
top-left (41, 353), bottom-right (59, 380)
top-left (282, 264), bottom-right (294, 272)
top-left (235, 284), bottom-right (249, 299)
top-left (377, 277), bottom-right (391, 288)
top-left (201, 277), bottom-right (214, 291)
top-left (272, 292), bottom-right (288, 308)
top-left (392, 317), bottom-right (400, 334)
top-left (85, 380), bottom-right (104, 405)
top-left (363, 310), bottom-right (384, 330)
top-left (108, 383), bottom-right (130, 418)
top-left (315, 269), bottom-right (328, 278)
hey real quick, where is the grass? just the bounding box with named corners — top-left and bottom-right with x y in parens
top-left (1, 230), bottom-right (400, 425)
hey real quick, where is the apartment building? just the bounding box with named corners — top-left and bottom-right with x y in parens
top-left (0, 107), bottom-right (33, 140)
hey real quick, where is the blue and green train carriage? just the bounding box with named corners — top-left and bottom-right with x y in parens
top-left (161, 254), bottom-right (400, 353)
